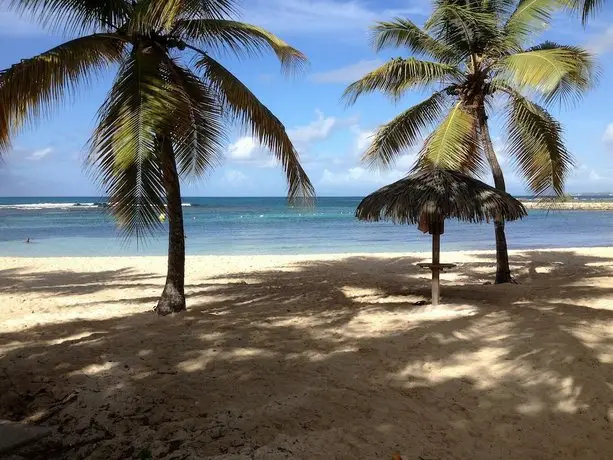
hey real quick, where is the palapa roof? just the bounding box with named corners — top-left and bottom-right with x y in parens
top-left (356, 168), bottom-right (527, 225)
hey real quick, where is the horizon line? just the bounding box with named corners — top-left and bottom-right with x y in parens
top-left (2, 192), bottom-right (613, 199)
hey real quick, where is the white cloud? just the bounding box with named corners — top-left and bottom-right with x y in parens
top-left (310, 59), bottom-right (383, 84)
top-left (350, 125), bottom-right (375, 155)
top-left (603, 123), bottom-right (613, 148)
top-left (586, 25), bottom-right (613, 54)
top-left (226, 111), bottom-right (343, 169)
top-left (224, 169), bottom-right (248, 184)
top-left (351, 125), bottom-right (415, 167)
top-left (320, 166), bottom-right (405, 186)
top-left (243, 0), bottom-right (426, 36)
top-left (226, 136), bottom-right (277, 168)
top-left (228, 137), bottom-right (257, 160)
top-left (320, 148), bottom-right (417, 187)
top-left (26, 147), bottom-right (53, 161)
top-left (288, 110), bottom-right (337, 146)
top-left (395, 154), bottom-right (416, 171)
top-left (355, 129), bottom-right (374, 152)
top-left (568, 163), bottom-right (607, 185)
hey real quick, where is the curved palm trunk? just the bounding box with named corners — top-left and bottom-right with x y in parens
top-left (478, 110), bottom-right (513, 284)
top-left (155, 137), bottom-right (186, 315)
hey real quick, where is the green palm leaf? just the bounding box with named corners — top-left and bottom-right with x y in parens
top-left (87, 47), bottom-right (179, 238)
top-left (528, 42), bottom-right (596, 106)
top-left (160, 57), bottom-right (225, 178)
top-left (425, 2), bottom-right (499, 57)
top-left (371, 18), bottom-right (456, 62)
top-left (504, 91), bottom-right (574, 195)
top-left (496, 46), bottom-right (593, 95)
top-left (177, 20), bottom-right (307, 72)
top-left (8, 0), bottom-right (131, 33)
top-left (363, 91), bottom-right (450, 168)
top-left (129, 0), bottom-right (237, 34)
top-left (343, 58), bottom-right (460, 104)
top-left (417, 102), bottom-right (484, 174)
top-left (0, 33), bottom-right (126, 155)
top-left (503, 0), bottom-right (563, 46)
top-left (197, 54), bottom-right (314, 201)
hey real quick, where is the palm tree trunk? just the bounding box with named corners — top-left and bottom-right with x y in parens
top-left (478, 109), bottom-right (513, 284)
top-left (155, 137), bottom-right (186, 315)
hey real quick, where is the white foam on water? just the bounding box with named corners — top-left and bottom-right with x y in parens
top-left (0, 202), bottom-right (101, 210)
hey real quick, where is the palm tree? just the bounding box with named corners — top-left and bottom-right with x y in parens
top-left (345, 0), bottom-right (595, 283)
top-left (0, 0), bottom-right (314, 314)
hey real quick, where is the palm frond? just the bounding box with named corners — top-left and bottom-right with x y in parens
top-left (416, 102), bottom-right (484, 175)
top-left (503, 0), bottom-right (563, 46)
top-left (496, 45), bottom-right (594, 96)
top-left (528, 42), bottom-right (596, 106)
top-left (362, 91), bottom-right (450, 168)
top-left (560, 0), bottom-right (605, 24)
top-left (197, 54), bottom-right (314, 201)
top-left (479, 0), bottom-right (519, 20)
top-left (160, 57), bottom-right (225, 178)
top-left (104, 147), bottom-right (167, 240)
top-left (370, 18), bottom-right (456, 62)
top-left (128, 0), bottom-right (176, 33)
top-left (504, 91), bottom-right (574, 196)
top-left (129, 0), bottom-right (237, 34)
top-left (0, 33), bottom-right (126, 155)
top-left (343, 58), bottom-right (460, 105)
top-left (578, 0), bottom-right (605, 24)
top-left (178, 20), bottom-right (307, 73)
top-left (425, 2), bottom-right (499, 57)
top-left (87, 47), bottom-right (180, 238)
top-left (7, 0), bottom-right (131, 33)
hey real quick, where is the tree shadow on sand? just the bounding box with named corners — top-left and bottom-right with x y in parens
top-left (1, 251), bottom-right (613, 459)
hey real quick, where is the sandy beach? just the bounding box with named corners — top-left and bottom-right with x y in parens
top-left (1, 248), bottom-right (613, 459)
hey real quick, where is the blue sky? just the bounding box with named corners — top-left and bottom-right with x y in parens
top-left (0, 0), bottom-right (612, 197)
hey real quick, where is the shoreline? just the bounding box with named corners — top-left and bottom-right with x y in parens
top-left (0, 245), bottom-right (610, 260)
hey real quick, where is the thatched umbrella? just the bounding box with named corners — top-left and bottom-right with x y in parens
top-left (356, 168), bottom-right (527, 306)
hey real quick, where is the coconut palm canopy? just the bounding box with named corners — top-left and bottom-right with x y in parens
top-left (356, 168), bottom-right (527, 226)
top-left (0, 0), bottom-right (314, 315)
top-left (345, 0), bottom-right (595, 284)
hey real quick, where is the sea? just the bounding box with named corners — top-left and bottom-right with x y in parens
top-left (0, 196), bottom-right (612, 257)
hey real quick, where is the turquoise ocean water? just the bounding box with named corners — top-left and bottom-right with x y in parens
top-left (0, 196), bottom-right (612, 257)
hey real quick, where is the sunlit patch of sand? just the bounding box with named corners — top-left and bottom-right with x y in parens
top-left (69, 361), bottom-right (118, 376)
top-left (341, 305), bottom-right (479, 339)
top-left (341, 286), bottom-right (425, 304)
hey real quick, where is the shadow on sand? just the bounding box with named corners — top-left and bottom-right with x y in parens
top-left (1, 250), bottom-right (613, 459)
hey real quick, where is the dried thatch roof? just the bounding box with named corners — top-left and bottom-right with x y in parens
top-left (356, 168), bottom-right (527, 225)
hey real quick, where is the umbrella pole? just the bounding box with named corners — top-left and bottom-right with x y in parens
top-left (432, 232), bottom-right (441, 306)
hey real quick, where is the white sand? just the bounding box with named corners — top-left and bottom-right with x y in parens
top-left (1, 248), bottom-right (613, 459)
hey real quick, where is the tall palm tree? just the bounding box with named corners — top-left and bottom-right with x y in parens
top-left (0, 0), bottom-right (314, 314)
top-left (345, 0), bottom-right (595, 283)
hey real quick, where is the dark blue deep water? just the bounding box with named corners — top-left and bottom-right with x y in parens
top-left (0, 196), bottom-right (612, 256)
